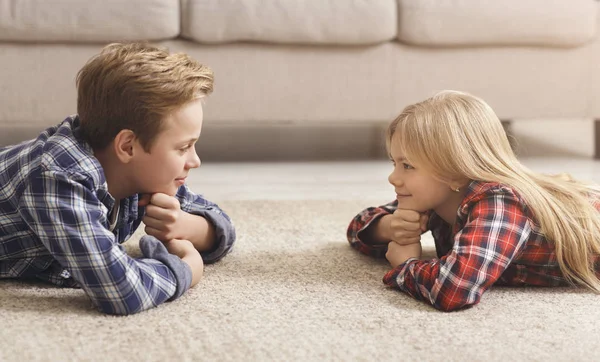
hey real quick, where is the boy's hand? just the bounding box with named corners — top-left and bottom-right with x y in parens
top-left (386, 241), bottom-right (422, 268)
top-left (165, 238), bottom-right (204, 287)
top-left (162, 238), bottom-right (196, 259)
top-left (139, 193), bottom-right (216, 252)
top-left (140, 193), bottom-right (187, 242)
top-left (386, 209), bottom-right (429, 245)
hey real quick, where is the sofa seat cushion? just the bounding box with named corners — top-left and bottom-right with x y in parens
top-left (181, 0), bottom-right (397, 45)
top-left (0, 0), bottom-right (179, 42)
top-left (397, 0), bottom-right (598, 47)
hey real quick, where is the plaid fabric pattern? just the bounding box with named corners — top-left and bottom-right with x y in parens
top-left (0, 116), bottom-right (235, 315)
top-left (347, 181), bottom-right (600, 311)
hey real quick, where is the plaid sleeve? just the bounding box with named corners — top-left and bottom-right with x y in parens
top-left (175, 184), bottom-right (236, 263)
top-left (383, 190), bottom-right (531, 311)
top-left (19, 170), bottom-right (184, 315)
top-left (346, 200), bottom-right (397, 258)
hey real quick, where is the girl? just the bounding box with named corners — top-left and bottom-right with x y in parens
top-left (347, 90), bottom-right (600, 311)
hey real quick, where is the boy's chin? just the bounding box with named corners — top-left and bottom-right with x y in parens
top-left (139, 186), bottom-right (179, 197)
top-left (162, 186), bottom-right (179, 197)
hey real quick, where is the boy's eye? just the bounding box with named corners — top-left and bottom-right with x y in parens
top-left (179, 145), bottom-right (192, 153)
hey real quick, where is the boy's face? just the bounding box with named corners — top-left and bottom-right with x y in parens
top-left (129, 99), bottom-right (204, 196)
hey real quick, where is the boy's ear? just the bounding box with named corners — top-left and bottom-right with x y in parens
top-left (113, 129), bottom-right (137, 163)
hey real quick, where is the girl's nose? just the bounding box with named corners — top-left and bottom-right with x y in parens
top-left (388, 170), bottom-right (403, 187)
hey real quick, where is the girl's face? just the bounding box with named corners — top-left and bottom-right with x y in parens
top-left (388, 137), bottom-right (466, 224)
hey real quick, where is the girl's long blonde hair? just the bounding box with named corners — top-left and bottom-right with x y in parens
top-left (387, 90), bottom-right (600, 291)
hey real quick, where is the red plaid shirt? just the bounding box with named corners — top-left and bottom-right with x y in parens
top-left (347, 181), bottom-right (600, 311)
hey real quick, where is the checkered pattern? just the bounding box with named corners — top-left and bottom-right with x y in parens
top-left (347, 181), bottom-right (600, 311)
top-left (0, 116), bottom-right (235, 315)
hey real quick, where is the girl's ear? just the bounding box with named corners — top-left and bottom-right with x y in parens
top-left (448, 178), bottom-right (471, 193)
top-left (113, 129), bottom-right (136, 163)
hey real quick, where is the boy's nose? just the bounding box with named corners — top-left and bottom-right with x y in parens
top-left (187, 148), bottom-right (201, 169)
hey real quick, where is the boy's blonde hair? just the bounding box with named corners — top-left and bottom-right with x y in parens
top-left (76, 42), bottom-right (213, 151)
top-left (387, 90), bottom-right (600, 292)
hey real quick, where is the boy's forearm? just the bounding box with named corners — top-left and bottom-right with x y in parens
top-left (159, 238), bottom-right (204, 289)
top-left (180, 213), bottom-right (216, 251)
top-left (182, 252), bottom-right (204, 287)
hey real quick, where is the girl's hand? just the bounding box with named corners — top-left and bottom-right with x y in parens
top-left (386, 209), bottom-right (429, 245)
top-left (386, 241), bottom-right (422, 268)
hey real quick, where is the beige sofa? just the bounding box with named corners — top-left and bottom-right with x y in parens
top-left (1, 0), bottom-right (600, 158)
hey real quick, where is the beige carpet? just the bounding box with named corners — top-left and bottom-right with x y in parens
top-left (1, 200), bottom-right (598, 362)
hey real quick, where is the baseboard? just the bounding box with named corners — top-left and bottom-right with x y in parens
top-left (196, 122), bottom-right (390, 161)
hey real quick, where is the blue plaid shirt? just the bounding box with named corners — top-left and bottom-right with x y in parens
top-left (0, 116), bottom-right (236, 315)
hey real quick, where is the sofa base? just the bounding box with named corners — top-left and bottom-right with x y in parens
top-left (196, 121), bottom-right (522, 162)
top-left (1, 119), bottom-right (593, 161)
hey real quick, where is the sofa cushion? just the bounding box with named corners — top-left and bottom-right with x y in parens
top-left (0, 0), bottom-right (179, 42)
top-left (397, 0), bottom-right (598, 47)
top-left (181, 0), bottom-right (397, 45)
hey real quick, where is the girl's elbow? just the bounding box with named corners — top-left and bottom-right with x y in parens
top-left (433, 295), bottom-right (480, 312)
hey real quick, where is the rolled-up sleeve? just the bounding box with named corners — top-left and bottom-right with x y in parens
top-left (346, 200), bottom-right (397, 258)
top-left (175, 185), bottom-right (236, 263)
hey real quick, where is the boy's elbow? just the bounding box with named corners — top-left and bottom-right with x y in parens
top-left (97, 307), bottom-right (136, 316)
top-left (202, 233), bottom-right (236, 264)
top-left (203, 245), bottom-right (233, 264)
top-left (95, 300), bottom-right (146, 316)
top-left (93, 292), bottom-right (158, 316)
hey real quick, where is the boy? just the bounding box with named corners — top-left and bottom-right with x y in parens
top-left (0, 43), bottom-right (236, 315)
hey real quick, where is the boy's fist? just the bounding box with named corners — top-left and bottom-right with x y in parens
top-left (139, 193), bottom-right (186, 242)
top-left (385, 209), bottom-right (429, 245)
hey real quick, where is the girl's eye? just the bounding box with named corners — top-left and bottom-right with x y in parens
top-left (402, 163), bottom-right (414, 170)
top-left (179, 145), bottom-right (192, 153)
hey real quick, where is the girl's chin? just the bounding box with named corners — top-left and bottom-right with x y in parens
top-left (397, 201), bottom-right (427, 213)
